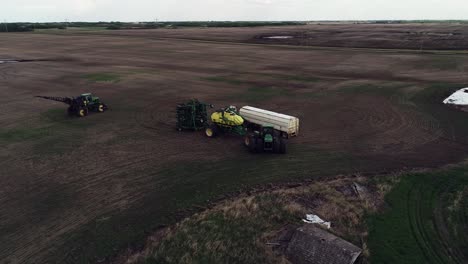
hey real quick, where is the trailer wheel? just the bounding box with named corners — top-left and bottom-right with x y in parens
top-left (98, 104), bottom-right (105, 112)
top-left (205, 124), bottom-right (218, 138)
top-left (279, 139), bottom-right (287, 154)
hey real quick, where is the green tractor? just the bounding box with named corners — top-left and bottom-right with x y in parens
top-left (244, 125), bottom-right (286, 154)
top-left (36, 93), bottom-right (108, 117)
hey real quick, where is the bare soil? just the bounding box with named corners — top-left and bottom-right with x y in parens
top-left (1, 24), bottom-right (468, 263)
top-left (64, 23), bottom-right (468, 50)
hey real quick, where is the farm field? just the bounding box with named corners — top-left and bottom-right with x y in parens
top-left (367, 166), bottom-right (468, 264)
top-left (1, 24), bottom-right (468, 263)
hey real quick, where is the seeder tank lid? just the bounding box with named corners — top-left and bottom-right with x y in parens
top-left (443, 88), bottom-right (468, 105)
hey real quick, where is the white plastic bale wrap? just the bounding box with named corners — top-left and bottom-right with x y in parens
top-left (240, 106), bottom-right (299, 137)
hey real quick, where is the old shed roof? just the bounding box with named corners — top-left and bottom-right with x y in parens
top-left (287, 225), bottom-right (362, 264)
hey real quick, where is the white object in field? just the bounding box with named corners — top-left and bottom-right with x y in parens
top-left (443, 88), bottom-right (468, 105)
top-left (239, 106), bottom-right (299, 137)
top-left (302, 214), bottom-right (331, 229)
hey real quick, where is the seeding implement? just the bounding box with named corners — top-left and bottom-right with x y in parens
top-left (176, 99), bottom-right (213, 131)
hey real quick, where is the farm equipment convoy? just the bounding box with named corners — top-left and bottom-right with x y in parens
top-left (36, 93), bottom-right (108, 117)
top-left (176, 100), bottom-right (300, 154)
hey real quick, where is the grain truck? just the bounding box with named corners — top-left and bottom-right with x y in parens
top-left (239, 106), bottom-right (299, 138)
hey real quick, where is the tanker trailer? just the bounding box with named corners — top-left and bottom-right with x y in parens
top-left (239, 106), bottom-right (299, 138)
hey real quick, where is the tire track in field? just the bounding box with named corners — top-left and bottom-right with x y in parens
top-left (405, 177), bottom-right (467, 264)
top-left (296, 95), bottom-right (445, 154)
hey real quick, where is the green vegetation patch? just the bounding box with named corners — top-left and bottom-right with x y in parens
top-left (202, 76), bottom-right (245, 86)
top-left (147, 194), bottom-right (298, 264)
top-left (276, 74), bottom-right (321, 83)
top-left (139, 175), bottom-right (375, 264)
top-left (84, 73), bottom-right (121, 83)
top-left (367, 167), bottom-right (468, 264)
top-left (1, 108), bottom-right (98, 157)
top-left (415, 55), bottom-right (463, 71)
top-left (0, 127), bottom-right (50, 143)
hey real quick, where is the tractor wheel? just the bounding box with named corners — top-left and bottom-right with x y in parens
top-left (279, 139), bottom-right (287, 154)
top-left (244, 134), bottom-right (253, 147)
top-left (273, 138), bottom-right (281, 153)
top-left (205, 124), bottom-right (218, 138)
top-left (77, 108), bottom-right (88, 117)
top-left (255, 138), bottom-right (264, 153)
top-left (98, 104), bottom-right (105, 112)
top-left (247, 136), bottom-right (257, 153)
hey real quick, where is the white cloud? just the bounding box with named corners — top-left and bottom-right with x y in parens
top-left (248, 0), bottom-right (274, 5)
top-left (72, 0), bottom-right (98, 14)
top-left (1, 0), bottom-right (468, 22)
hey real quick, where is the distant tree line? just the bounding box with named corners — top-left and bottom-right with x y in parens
top-left (0, 23), bottom-right (34, 32)
top-left (106, 21), bottom-right (306, 30)
top-left (3, 20), bottom-right (466, 32)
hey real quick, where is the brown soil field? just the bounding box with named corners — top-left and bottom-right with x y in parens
top-left (1, 25), bottom-right (468, 263)
top-left (59, 23), bottom-right (468, 50)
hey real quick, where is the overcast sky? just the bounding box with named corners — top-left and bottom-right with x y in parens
top-left (2, 0), bottom-right (468, 22)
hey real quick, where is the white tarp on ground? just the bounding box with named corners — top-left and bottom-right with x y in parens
top-left (302, 214), bottom-right (331, 229)
top-left (443, 88), bottom-right (468, 105)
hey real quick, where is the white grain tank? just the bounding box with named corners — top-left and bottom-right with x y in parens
top-left (240, 106), bottom-right (299, 137)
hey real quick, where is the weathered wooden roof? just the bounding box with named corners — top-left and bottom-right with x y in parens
top-left (287, 225), bottom-right (362, 264)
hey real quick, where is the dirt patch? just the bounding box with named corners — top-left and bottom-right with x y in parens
top-left (250, 24), bottom-right (468, 50)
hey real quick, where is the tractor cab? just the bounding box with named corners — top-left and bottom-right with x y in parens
top-left (245, 124), bottom-right (286, 154)
top-left (76, 93), bottom-right (107, 114)
top-left (261, 125), bottom-right (275, 151)
top-left (79, 93), bottom-right (100, 105)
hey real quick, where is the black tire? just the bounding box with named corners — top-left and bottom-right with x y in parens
top-left (244, 135), bottom-right (251, 147)
top-left (205, 124), bottom-right (219, 138)
top-left (279, 139), bottom-right (287, 154)
top-left (248, 136), bottom-right (257, 153)
top-left (256, 138), bottom-right (264, 153)
top-left (273, 138), bottom-right (281, 153)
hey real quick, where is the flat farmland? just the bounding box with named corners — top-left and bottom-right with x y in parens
top-left (1, 24), bottom-right (468, 263)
